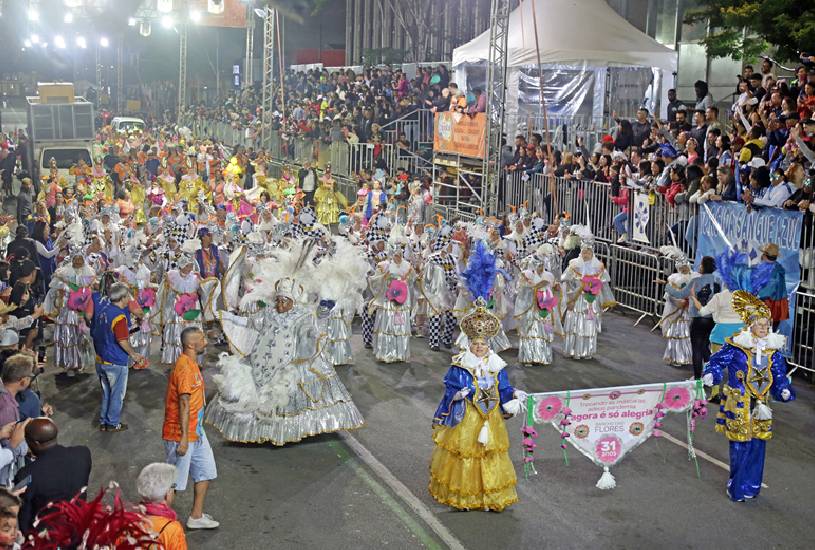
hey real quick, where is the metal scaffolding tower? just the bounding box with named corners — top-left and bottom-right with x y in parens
top-left (482, 0), bottom-right (510, 215)
top-left (116, 43), bottom-right (124, 113)
top-left (177, 23), bottom-right (188, 120)
top-left (244, 5), bottom-right (255, 88)
top-left (260, 7), bottom-right (276, 148)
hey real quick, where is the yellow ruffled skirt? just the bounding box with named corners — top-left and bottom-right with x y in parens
top-left (429, 401), bottom-right (518, 511)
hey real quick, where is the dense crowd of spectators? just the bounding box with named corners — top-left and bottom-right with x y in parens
top-left (182, 64), bottom-right (487, 150)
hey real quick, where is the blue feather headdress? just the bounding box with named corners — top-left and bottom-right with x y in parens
top-left (462, 240), bottom-right (502, 302)
top-left (715, 249), bottom-right (774, 294)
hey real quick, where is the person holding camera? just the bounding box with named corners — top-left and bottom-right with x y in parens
top-left (0, 354), bottom-right (36, 486)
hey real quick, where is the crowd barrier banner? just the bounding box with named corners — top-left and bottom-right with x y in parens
top-left (696, 202), bottom-right (804, 353)
top-left (433, 112), bottom-right (487, 159)
top-left (527, 380), bottom-right (699, 489)
top-left (632, 192), bottom-right (651, 244)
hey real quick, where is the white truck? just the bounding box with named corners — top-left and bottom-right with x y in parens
top-left (25, 91), bottom-right (95, 182)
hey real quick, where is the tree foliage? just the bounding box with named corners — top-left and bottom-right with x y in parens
top-left (686, 0), bottom-right (815, 60)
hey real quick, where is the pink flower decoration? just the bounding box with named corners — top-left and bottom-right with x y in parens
top-left (662, 387), bottom-right (691, 411)
top-left (536, 289), bottom-right (559, 312)
top-left (174, 293), bottom-right (197, 316)
top-left (138, 288), bottom-right (156, 309)
top-left (536, 396), bottom-right (563, 422)
top-left (580, 275), bottom-right (602, 296)
top-left (67, 287), bottom-right (91, 311)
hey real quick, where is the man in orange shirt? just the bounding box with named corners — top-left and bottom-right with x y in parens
top-left (162, 327), bottom-right (218, 530)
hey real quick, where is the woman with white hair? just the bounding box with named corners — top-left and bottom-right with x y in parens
top-left (137, 463), bottom-right (187, 549)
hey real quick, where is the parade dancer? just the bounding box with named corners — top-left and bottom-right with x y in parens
top-left (361, 216), bottom-right (389, 349)
top-left (45, 254), bottom-right (97, 376)
top-left (429, 296), bottom-right (527, 512)
top-left (659, 246), bottom-right (697, 367)
top-left (514, 255), bottom-right (562, 366)
top-left (702, 291), bottom-right (795, 502)
top-left (421, 225), bottom-right (458, 351)
top-left (153, 254), bottom-right (203, 367)
top-left (117, 249), bottom-right (155, 369)
top-left (560, 230), bottom-right (615, 359)
top-left (371, 226), bottom-right (413, 364)
top-left (309, 238), bottom-right (369, 367)
top-left (208, 275), bottom-right (364, 445)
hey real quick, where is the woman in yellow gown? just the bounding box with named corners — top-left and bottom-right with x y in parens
top-left (430, 297), bottom-right (526, 512)
top-left (313, 174), bottom-right (348, 226)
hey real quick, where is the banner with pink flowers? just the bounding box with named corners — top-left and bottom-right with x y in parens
top-left (522, 380), bottom-right (705, 489)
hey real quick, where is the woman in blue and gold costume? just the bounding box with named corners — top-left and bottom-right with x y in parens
top-left (429, 242), bottom-right (527, 511)
top-left (702, 290), bottom-right (795, 502)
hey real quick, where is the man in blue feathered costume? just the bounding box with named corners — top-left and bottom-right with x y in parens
top-left (702, 290), bottom-right (794, 502)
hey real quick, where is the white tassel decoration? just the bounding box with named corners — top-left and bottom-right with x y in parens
top-left (478, 420), bottom-right (490, 446)
top-left (596, 466), bottom-right (616, 490)
top-left (752, 400), bottom-right (773, 420)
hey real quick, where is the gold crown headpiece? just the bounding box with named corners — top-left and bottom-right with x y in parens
top-left (460, 297), bottom-right (501, 341)
top-left (732, 290), bottom-right (771, 325)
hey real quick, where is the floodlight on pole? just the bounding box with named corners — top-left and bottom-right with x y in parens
top-left (54, 35), bottom-right (66, 49)
top-left (161, 15), bottom-right (173, 29)
top-left (24, 39), bottom-right (32, 48)
top-left (254, 8), bottom-right (265, 18)
top-left (99, 36), bottom-right (109, 48)
top-left (128, 17), bottom-right (136, 26)
top-left (64, 12), bottom-right (73, 24)
top-left (190, 9), bottom-right (202, 23)
top-left (30, 34), bottom-right (40, 44)
top-left (157, 0), bottom-right (173, 14)
top-left (28, 8), bottom-right (39, 21)
top-left (76, 36), bottom-right (86, 49)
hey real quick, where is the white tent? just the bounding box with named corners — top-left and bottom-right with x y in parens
top-left (452, 0), bottom-right (678, 129)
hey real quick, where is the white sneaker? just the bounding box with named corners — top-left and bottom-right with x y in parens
top-left (617, 233), bottom-right (628, 243)
top-left (187, 514), bottom-right (220, 529)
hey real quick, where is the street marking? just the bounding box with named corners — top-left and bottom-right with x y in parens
top-left (339, 432), bottom-right (468, 550)
top-left (330, 441), bottom-right (442, 550)
top-left (661, 430), bottom-right (768, 488)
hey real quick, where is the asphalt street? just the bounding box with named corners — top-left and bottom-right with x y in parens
top-left (34, 312), bottom-right (815, 550)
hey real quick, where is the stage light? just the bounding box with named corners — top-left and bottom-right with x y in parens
top-left (28, 8), bottom-right (39, 21)
top-left (76, 36), bottom-right (87, 49)
top-left (55, 35), bottom-right (67, 49)
top-left (253, 8), bottom-right (265, 18)
top-left (157, 0), bottom-right (173, 14)
top-left (190, 10), bottom-right (202, 23)
top-left (24, 39), bottom-right (32, 48)
top-left (64, 12), bottom-right (74, 24)
top-left (161, 15), bottom-right (173, 29)
top-left (99, 36), bottom-right (110, 48)
top-left (128, 17), bottom-right (136, 27)
top-left (30, 34), bottom-right (40, 44)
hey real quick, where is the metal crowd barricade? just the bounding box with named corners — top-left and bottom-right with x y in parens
top-left (791, 289), bottom-right (815, 376)
top-left (293, 138), bottom-right (314, 164)
top-left (329, 141), bottom-right (351, 177)
top-left (347, 142), bottom-right (394, 176)
top-left (606, 244), bottom-right (663, 324)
